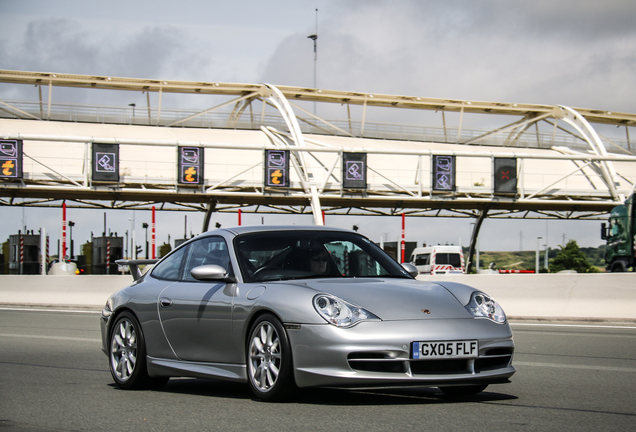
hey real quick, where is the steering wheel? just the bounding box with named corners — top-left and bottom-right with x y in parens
top-left (252, 266), bottom-right (280, 280)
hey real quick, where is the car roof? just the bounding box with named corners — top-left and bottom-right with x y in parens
top-left (218, 225), bottom-right (353, 236)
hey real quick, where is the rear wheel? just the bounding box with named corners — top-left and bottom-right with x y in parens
top-left (439, 384), bottom-right (488, 396)
top-left (247, 313), bottom-right (296, 401)
top-left (109, 311), bottom-right (168, 390)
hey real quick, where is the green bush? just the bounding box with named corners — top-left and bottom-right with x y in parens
top-left (550, 240), bottom-right (599, 273)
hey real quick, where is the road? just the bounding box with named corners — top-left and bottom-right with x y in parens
top-left (0, 309), bottom-right (635, 431)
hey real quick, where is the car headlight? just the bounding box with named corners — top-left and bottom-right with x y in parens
top-left (313, 294), bottom-right (380, 328)
top-left (466, 291), bottom-right (506, 324)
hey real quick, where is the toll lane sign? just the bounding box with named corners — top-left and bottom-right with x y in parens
top-left (264, 150), bottom-right (290, 188)
top-left (92, 143), bottom-right (119, 182)
top-left (432, 155), bottom-right (455, 191)
top-left (178, 146), bottom-right (204, 185)
top-left (494, 157), bottom-right (517, 194)
top-left (342, 152), bottom-right (367, 189)
top-left (0, 139), bottom-right (23, 179)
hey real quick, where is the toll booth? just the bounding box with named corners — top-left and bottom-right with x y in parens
top-left (92, 235), bottom-right (123, 274)
top-left (1, 240), bottom-right (7, 274)
top-left (174, 238), bottom-right (189, 248)
top-left (8, 232), bottom-right (43, 275)
top-left (379, 241), bottom-right (417, 263)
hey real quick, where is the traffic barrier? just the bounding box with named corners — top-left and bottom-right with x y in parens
top-left (417, 273), bottom-right (636, 321)
top-left (0, 273), bottom-right (635, 321)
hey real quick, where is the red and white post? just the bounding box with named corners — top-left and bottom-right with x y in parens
top-left (19, 235), bottom-right (24, 275)
top-left (151, 206), bottom-right (156, 259)
top-left (62, 202), bottom-right (67, 260)
top-left (106, 239), bottom-right (111, 275)
top-left (401, 213), bottom-right (406, 263)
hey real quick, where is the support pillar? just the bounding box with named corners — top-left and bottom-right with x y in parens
top-left (202, 200), bottom-right (217, 232)
top-left (466, 207), bottom-right (489, 274)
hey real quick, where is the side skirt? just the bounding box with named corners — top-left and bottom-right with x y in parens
top-left (147, 356), bottom-right (247, 383)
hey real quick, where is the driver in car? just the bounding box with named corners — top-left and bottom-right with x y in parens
top-left (309, 250), bottom-right (330, 274)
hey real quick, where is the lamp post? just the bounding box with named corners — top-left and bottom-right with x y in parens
top-left (68, 221), bottom-right (75, 259)
top-left (129, 211), bottom-right (136, 259)
top-left (307, 8), bottom-right (318, 114)
top-left (143, 222), bottom-right (149, 259)
top-left (536, 237), bottom-right (543, 274)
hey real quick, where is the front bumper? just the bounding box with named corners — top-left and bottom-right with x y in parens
top-left (287, 318), bottom-right (515, 388)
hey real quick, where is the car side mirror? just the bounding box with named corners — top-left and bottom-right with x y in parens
top-left (401, 263), bottom-right (419, 278)
top-left (601, 223), bottom-right (607, 240)
top-left (191, 265), bottom-right (236, 282)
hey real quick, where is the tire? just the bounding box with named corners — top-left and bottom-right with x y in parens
top-left (612, 261), bottom-right (627, 272)
top-left (109, 311), bottom-right (168, 390)
top-left (439, 384), bottom-right (488, 396)
top-left (246, 313), bottom-right (296, 401)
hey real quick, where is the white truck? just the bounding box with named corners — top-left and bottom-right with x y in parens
top-left (409, 245), bottom-right (465, 275)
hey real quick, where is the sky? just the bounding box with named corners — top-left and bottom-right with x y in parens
top-left (2, 0), bottom-right (636, 258)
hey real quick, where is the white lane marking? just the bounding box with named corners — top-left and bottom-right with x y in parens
top-left (0, 333), bottom-right (101, 343)
top-left (510, 322), bottom-right (636, 330)
top-left (514, 361), bottom-right (636, 373)
top-left (0, 307), bottom-right (100, 314)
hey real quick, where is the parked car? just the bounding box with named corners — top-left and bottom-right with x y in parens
top-left (102, 226), bottom-right (514, 401)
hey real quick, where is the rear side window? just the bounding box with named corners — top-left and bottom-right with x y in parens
top-left (435, 253), bottom-right (461, 267)
top-left (448, 253), bottom-right (462, 268)
top-left (151, 246), bottom-right (187, 281)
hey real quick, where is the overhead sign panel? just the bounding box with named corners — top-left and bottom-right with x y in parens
top-left (0, 139), bottom-right (23, 179)
top-left (264, 149), bottom-right (290, 188)
top-left (494, 157), bottom-right (517, 193)
top-left (342, 152), bottom-right (367, 189)
top-left (178, 146), bottom-right (204, 185)
top-left (92, 143), bottom-right (119, 182)
top-left (432, 155), bottom-right (455, 191)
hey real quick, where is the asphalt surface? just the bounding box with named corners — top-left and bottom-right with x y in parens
top-left (1, 309), bottom-right (635, 431)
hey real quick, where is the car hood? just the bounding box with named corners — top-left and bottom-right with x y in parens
top-left (288, 277), bottom-right (472, 321)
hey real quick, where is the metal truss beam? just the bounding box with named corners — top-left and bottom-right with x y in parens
top-left (2, 69), bottom-right (635, 127)
top-left (2, 71), bottom-right (636, 237)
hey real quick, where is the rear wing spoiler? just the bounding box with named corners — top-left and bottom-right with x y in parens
top-left (115, 259), bottom-right (159, 281)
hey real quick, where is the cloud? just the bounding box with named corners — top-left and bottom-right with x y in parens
top-left (6, 18), bottom-right (100, 74)
top-left (260, 0), bottom-right (636, 113)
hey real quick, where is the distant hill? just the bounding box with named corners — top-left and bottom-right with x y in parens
top-left (470, 245), bottom-right (606, 272)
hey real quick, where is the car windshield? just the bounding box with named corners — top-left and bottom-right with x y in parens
top-left (235, 230), bottom-right (412, 282)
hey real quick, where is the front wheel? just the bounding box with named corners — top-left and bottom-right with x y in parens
top-left (247, 313), bottom-right (296, 401)
top-left (109, 311), bottom-right (168, 390)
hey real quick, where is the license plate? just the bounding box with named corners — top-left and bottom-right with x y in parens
top-left (412, 340), bottom-right (478, 360)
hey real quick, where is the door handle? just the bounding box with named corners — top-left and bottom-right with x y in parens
top-left (160, 297), bottom-right (172, 308)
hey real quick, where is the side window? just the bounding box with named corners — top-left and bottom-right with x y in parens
top-left (414, 254), bottom-right (430, 266)
top-left (324, 240), bottom-right (388, 277)
top-left (151, 246), bottom-right (187, 281)
top-left (182, 237), bottom-right (232, 282)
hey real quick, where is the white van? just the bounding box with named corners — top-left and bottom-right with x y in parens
top-left (409, 245), bottom-right (465, 275)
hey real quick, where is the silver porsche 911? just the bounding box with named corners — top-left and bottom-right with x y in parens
top-left (102, 226), bottom-right (515, 401)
